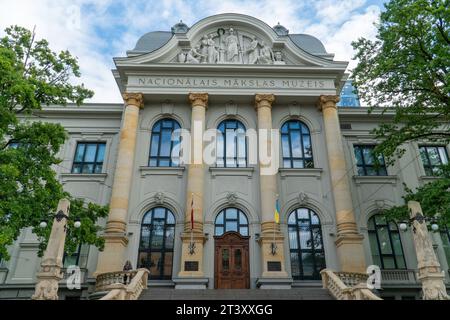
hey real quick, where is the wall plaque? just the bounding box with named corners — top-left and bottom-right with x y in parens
top-left (184, 261), bottom-right (199, 272)
top-left (267, 261), bottom-right (282, 272)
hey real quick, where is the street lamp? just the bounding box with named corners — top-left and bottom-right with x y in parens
top-left (399, 209), bottom-right (440, 233)
top-left (39, 210), bottom-right (81, 231)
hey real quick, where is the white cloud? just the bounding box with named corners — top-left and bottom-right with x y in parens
top-left (0, 0), bottom-right (383, 103)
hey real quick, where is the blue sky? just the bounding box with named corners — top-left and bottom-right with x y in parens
top-left (0, 0), bottom-right (388, 102)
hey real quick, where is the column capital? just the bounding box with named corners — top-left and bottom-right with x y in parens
top-left (188, 93), bottom-right (208, 108)
top-left (122, 92), bottom-right (144, 109)
top-left (255, 94), bottom-right (275, 110)
top-left (317, 95), bottom-right (340, 111)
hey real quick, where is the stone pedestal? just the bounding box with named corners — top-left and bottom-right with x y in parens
top-left (318, 95), bottom-right (366, 273)
top-left (177, 93), bottom-right (208, 288)
top-left (408, 201), bottom-right (450, 300)
top-left (32, 199), bottom-right (70, 300)
top-left (95, 93), bottom-right (143, 275)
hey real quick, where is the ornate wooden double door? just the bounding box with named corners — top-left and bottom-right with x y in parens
top-left (214, 232), bottom-right (250, 289)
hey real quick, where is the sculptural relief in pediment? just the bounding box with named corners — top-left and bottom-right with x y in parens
top-left (177, 27), bottom-right (286, 65)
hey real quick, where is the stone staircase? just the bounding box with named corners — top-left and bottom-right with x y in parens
top-left (138, 287), bottom-right (334, 300)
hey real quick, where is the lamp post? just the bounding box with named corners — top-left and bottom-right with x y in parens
top-left (401, 201), bottom-right (450, 300)
top-left (32, 199), bottom-right (81, 300)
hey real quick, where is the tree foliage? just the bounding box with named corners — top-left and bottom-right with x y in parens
top-left (0, 26), bottom-right (108, 260)
top-left (383, 164), bottom-right (450, 227)
top-left (351, 0), bottom-right (450, 163)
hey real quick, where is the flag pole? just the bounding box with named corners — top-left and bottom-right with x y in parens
top-left (272, 194), bottom-right (280, 255)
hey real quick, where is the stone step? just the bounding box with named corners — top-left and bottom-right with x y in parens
top-left (139, 288), bottom-right (334, 300)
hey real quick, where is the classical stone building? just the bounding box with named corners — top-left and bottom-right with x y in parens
top-left (1, 13), bottom-right (450, 300)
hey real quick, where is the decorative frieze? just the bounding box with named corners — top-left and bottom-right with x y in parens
top-left (177, 27), bottom-right (285, 65)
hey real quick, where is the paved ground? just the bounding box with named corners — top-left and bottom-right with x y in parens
top-left (139, 288), bottom-right (334, 300)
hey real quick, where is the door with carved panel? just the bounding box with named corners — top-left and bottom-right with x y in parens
top-left (214, 232), bottom-right (250, 289)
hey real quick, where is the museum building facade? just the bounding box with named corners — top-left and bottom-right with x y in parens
top-left (1, 13), bottom-right (450, 300)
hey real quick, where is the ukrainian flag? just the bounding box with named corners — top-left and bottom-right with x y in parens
top-left (274, 198), bottom-right (280, 224)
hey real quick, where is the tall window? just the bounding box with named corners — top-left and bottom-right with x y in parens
top-left (63, 245), bottom-right (89, 268)
top-left (149, 119), bottom-right (181, 167)
top-left (138, 207), bottom-right (175, 279)
top-left (216, 119), bottom-right (247, 167)
top-left (281, 120), bottom-right (313, 168)
top-left (419, 146), bottom-right (449, 176)
top-left (72, 142), bottom-right (106, 174)
top-left (288, 208), bottom-right (325, 280)
top-left (368, 215), bottom-right (406, 269)
top-left (354, 145), bottom-right (387, 176)
top-left (214, 208), bottom-right (249, 236)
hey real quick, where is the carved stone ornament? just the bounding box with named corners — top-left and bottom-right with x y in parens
top-left (255, 94), bottom-right (275, 109)
top-left (408, 201), bottom-right (450, 300)
top-left (375, 200), bottom-right (385, 210)
top-left (421, 276), bottom-right (450, 300)
top-left (123, 93), bottom-right (144, 109)
top-left (225, 101), bottom-right (238, 115)
top-left (32, 279), bottom-right (60, 300)
top-left (273, 51), bottom-right (286, 65)
top-left (188, 93), bottom-right (208, 108)
top-left (298, 192), bottom-right (309, 206)
top-left (154, 192), bottom-right (165, 205)
top-left (317, 95), bottom-right (340, 111)
top-left (226, 192), bottom-right (238, 205)
top-left (178, 27), bottom-right (280, 65)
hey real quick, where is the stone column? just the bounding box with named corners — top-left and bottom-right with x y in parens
top-left (408, 201), bottom-right (450, 300)
top-left (318, 95), bottom-right (366, 273)
top-left (95, 93), bottom-right (143, 275)
top-left (177, 93), bottom-right (208, 285)
top-left (32, 199), bottom-right (70, 300)
top-left (255, 94), bottom-right (290, 287)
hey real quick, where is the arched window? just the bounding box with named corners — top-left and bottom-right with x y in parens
top-left (216, 119), bottom-right (247, 167)
top-left (138, 207), bottom-right (175, 279)
top-left (288, 208), bottom-right (325, 280)
top-left (215, 208), bottom-right (249, 236)
top-left (368, 215), bottom-right (406, 269)
top-left (281, 120), bottom-right (313, 168)
top-left (149, 119), bottom-right (181, 167)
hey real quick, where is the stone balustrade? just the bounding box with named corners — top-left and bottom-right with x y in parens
top-left (321, 269), bottom-right (382, 300)
top-left (95, 269), bottom-right (139, 292)
top-left (381, 269), bottom-right (417, 284)
top-left (334, 271), bottom-right (369, 287)
top-left (97, 268), bottom-right (149, 300)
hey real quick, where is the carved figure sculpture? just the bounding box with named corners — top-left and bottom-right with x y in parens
top-left (207, 35), bottom-right (219, 63)
top-left (200, 35), bottom-right (209, 63)
top-left (258, 41), bottom-right (274, 64)
top-left (273, 51), bottom-right (286, 65)
top-left (246, 36), bottom-right (259, 64)
top-left (224, 28), bottom-right (239, 63)
top-left (185, 45), bottom-right (204, 64)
